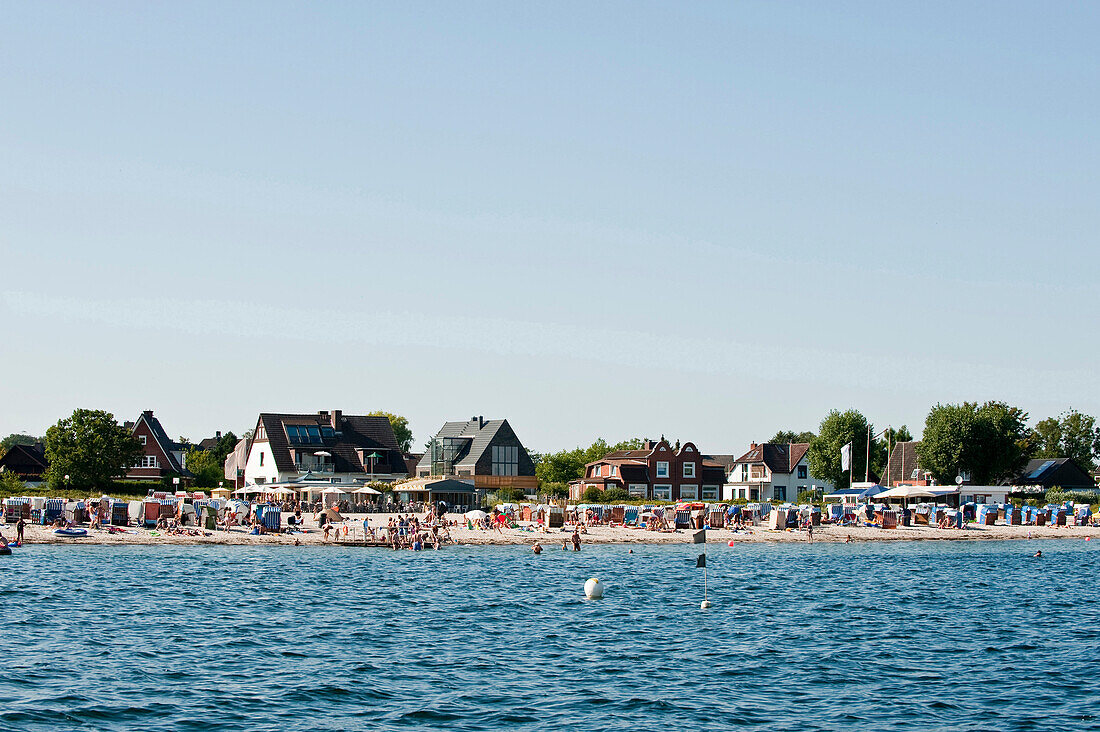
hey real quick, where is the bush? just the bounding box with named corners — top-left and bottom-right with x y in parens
top-left (796, 490), bottom-right (818, 504)
top-left (603, 487), bottom-right (629, 502)
top-left (0, 472), bottom-right (27, 495)
top-left (582, 486), bottom-right (603, 503)
top-left (539, 482), bottom-right (569, 500)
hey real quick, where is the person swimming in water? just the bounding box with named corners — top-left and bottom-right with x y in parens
top-left (532, 541), bottom-right (542, 554)
top-left (1034, 550), bottom-right (1042, 558)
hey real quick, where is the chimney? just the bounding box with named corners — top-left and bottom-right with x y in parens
top-left (143, 410), bottom-right (153, 419)
top-left (216, 431), bottom-right (221, 440)
top-left (479, 415), bottom-right (485, 429)
top-left (750, 442), bottom-right (758, 450)
top-left (318, 410), bottom-right (329, 423)
top-left (332, 410), bottom-right (342, 428)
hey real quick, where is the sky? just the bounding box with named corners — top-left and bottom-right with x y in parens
top-left (2, 1), bottom-right (1098, 455)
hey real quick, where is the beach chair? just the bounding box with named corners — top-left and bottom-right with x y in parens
top-left (707, 508), bottom-right (724, 528)
top-left (674, 509), bottom-right (691, 529)
top-left (261, 506), bottom-right (281, 533)
top-left (110, 501), bottom-right (129, 526)
top-left (43, 498), bottom-right (64, 525)
top-left (623, 506), bottom-right (639, 526)
top-left (609, 506), bottom-right (625, 525)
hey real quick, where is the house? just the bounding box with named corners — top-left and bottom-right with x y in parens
top-left (126, 410), bottom-right (191, 482)
top-left (415, 417), bottom-right (537, 494)
top-left (881, 441), bottom-right (933, 487)
top-left (723, 442), bottom-right (834, 502)
top-left (197, 431), bottom-right (224, 451)
top-left (1012, 458), bottom-right (1096, 492)
top-left (0, 442), bottom-right (49, 485)
top-left (568, 439), bottom-right (727, 501)
top-left (244, 410), bottom-right (407, 486)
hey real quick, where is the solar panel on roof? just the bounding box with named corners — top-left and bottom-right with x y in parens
top-left (1027, 460), bottom-right (1056, 479)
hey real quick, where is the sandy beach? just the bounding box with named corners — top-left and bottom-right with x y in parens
top-left (8, 513), bottom-right (1100, 547)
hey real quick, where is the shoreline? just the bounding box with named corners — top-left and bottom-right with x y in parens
top-left (6, 515), bottom-right (1100, 547)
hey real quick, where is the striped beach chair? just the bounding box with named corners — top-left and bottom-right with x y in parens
top-left (110, 500), bottom-right (129, 526)
top-left (623, 506), bottom-right (639, 525)
top-left (43, 499), bottom-right (65, 524)
top-left (158, 499), bottom-right (176, 521)
top-left (674, 509), bottom-right (691, 529)
top-left (260, 505), bottom-right (281, 532)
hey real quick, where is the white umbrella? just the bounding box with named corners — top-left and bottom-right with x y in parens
top-left (876, 485), bottom-right (937, 499)
top-left (322, 486), bottom-right (348, 495)
top-left (354, 486), bottom-right (381, 495)
top-left (464, 509), bottom-right (489, 522)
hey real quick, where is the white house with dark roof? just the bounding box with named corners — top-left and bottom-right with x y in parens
top-left (244, 410), bottom-right (407, 487)
top-left (415, 416), bottom-right (537, 494)
top-left (724, 442), bottom-right (833, 502)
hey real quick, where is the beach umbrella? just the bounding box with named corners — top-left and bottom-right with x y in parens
top-left (876, 486), bottom-right (936, 500)
top-left (464, 509), bottom-right (488, 522)
top-left (322, 486), bottom-right (347, 495)
top-left (354, 486), bottom-right (381, 495)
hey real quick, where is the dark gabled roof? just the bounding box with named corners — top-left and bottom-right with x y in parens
top-left (258, 412), bottom-right (404, 475)
top-left (133, 411), bottom-right (188, 475)
top-left (882, 441), bottom-right (922, 487)
top-left (733, 443), bottom-right (810, 475)
top-left (1014, 458), bottom-right (1095, 489)
top-left (416, 418), bottom-right (514, 471)
top-left (702, 454), bottom-right (738, 471)
top-left (197, 437), bottom-right (219, 451)
top-left (0, 442), bottom-right (48, 475)
top-left (701, 464), bottom-right (728, 483)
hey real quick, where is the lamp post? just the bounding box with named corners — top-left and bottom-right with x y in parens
top-left (64, 474), bottom-right (70, 494)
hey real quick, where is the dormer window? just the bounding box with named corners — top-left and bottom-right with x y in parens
top-left (610, 465), bottom-right (617, 477)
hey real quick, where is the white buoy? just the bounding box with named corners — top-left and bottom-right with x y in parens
top-left (584, 578), bottom-right (604, 599)
top-left (700, 600), bottom-right (712, 609)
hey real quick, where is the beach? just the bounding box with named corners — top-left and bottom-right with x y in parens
top-left (10, 512), bottom-right (1100, 546)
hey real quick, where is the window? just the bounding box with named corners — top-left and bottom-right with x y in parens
top-left (656, 461), bottom-right (669, 478)
top-left (491, 445), bottom-right (519, 476)
top-left (138, 435), bottom-right (147, 446)
top-left (593, 465), bottom-right (602, 477)
top-left (610, 465), bottom-right (617, 477)
top-left (702, 485), bottom-right (719, 500)
top-left (680, 484), bottom-right (698, 499)
top-left (628, 484), bottom-right (647, 497)
top-left (774, 486), bottom-right (786, 501)
top-left (740, 464), bottom-right (749, 481)
top-left (797, 465), bottom-right (807, 479)
top-left (255, 477), bottom-right (266, 484)
top-left (259, 452), bottom-right (264, 467)
top-left (653, 485), bottom-right (672, 501)
top-left (683, 462), bottom-right (695, 478)
top-left (138, 455), bottom-right (158, 468)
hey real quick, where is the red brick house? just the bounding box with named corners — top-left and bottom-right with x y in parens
top-left (125, 410), bottom-right (190, 482)
top-left (568, 439), bottom-right (727, 501)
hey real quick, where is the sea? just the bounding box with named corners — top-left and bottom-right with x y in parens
top-left (0, 539), bottom-right (1097, 731)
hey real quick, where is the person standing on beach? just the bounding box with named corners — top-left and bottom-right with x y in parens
top-left (16, 517), bottom-right (25, 544)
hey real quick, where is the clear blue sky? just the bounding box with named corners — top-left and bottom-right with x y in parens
top-left (2, 1), bottom-right (1098, 454)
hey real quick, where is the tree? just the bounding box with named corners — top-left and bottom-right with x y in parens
top-left (212, 431), bottom-right (239, 466)
top-left (603, 486), bottom-right (629, 502)
top-left (917, 401), bottom-right (1032, 485)
top-left (368, 412), bottom-right (413, 453)
top-left (1, 433), bottom-right (39, 452)
top-left (769, 430), bottom-right (816, 444)
top-left (535, 438), bottom-right (646, 487)
top-left (540, 482), bottom-right (569, 501)
top-left (806, 410), bottom-right (873, 490)
top-left (0, 471), bottom-right (27, 495)
top-left (185, 447), bottom-right (223, 488)
top-left (43, 409), bottom-right (143, 490)
top-left (582, 486), bottom-right (603, 503)
top-left (1031, 409), bottom-right (1100, 472)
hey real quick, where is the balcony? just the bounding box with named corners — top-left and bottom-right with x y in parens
top-left (295, 457), bottom-right (334, 474)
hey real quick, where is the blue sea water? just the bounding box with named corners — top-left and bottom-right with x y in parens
top-left (0, 539), bottom-right (1098, 731)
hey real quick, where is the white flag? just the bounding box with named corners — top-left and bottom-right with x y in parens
top-left (840, 442), bottom-right (852, 472)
